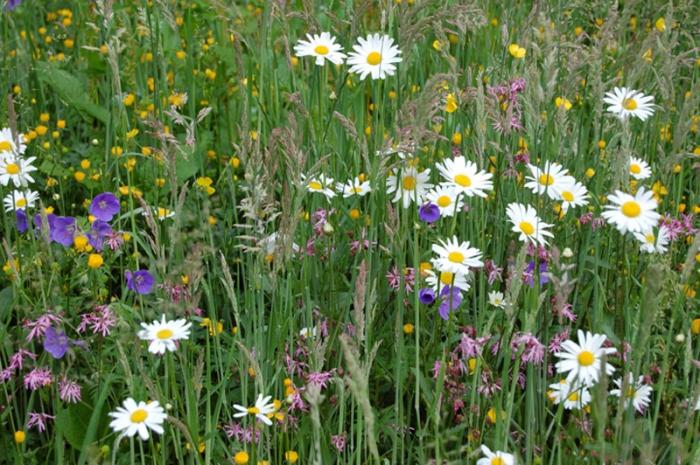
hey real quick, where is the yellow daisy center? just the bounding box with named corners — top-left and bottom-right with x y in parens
top-left (448, 251), bottom-right (464, 264)
top-left (439, 271), bottom-right (454, 285)
top-left (567, 392), bottom-right (580, 402)
top-left (630, 164), bottom-right (641, 174)
top-left (16, 198), bottom-right (27, 208)
top-left (577, 350), bottom-right (595, 366)
top-left (561, 191), bottom-right (574, 202)
top-left (314, 45), bottom-right (329, 55)
top-left (308, 181), bottom-right (323, 190)
top-left (366, 51), bottom-right (382, 66)
top-left (622, 98), bottom-right (637, 111)
top-left (625, 387), bottom-right (635, 398)
top-left (491, 458), bottom-right (505, 465)
top-left (0, 141), bottom-right (12, 152)
top-left (402, 176), bottom-right (416, 190)
top-left (454, 174), bottom-right (472, 187)
top-left (6, 163), bottom-right (20, 175)
top-left (130, 409), bottom-right (149, 423)
top-left (621, 201), bottom-right (641, 218)
top-left (519, 221), bottom-right (535, 235)
top-left (436, 195), bottom-right (452, 207)
top-left (353, 186), bottom-right (363, 193)
top-left (247, 407), bottom-right (260, 414)
top-left (538, 173), bottom-right (554, 186)
top-left (156, 329), bottom-right (173, 340)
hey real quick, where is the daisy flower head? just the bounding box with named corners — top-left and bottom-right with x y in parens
top-left (424, 269), bottom-right (471, 293)
top-left (601, 187), bottom-right (660, 234)
top-left (436, 156), bottom-right (493, 198)
top-left (633, 225), bottom-right (669, 254)
top-left (3, 189), bottom-right (39, 212)
top-left (293, 32), bottom-right (346, 66)
top-left (0, 154), bottom-right (37, 187)
top-left (431, 236), bottom-right (484, 276)
top-left (524, 162), bottom-right (575, 200)
top-left (547, 379), bottom-right (591, 410)
top-left (609, 373), bottom-right (652, 413)
top-left (108, 398), bottom-right (166, 440)
top-left (303, 174), bottom-right (336, 199)
top-left (488, 291), bottom-right (506, 308)
top-left (477, 445), bottom-right (516, 465)
top-left (340, 177), bottom-right (371, 198)
top-left (0, 127), bottom-right (26, 156)
top-left (628, 156), bottom-right (652, 180)
top-left (347, 33), bottom-right (402, 80)
top-left (233, 394), bottom-right (276, 426)
top-left (554, 330), bottom-right (616, 387)
top-left (558, 181), bottom-right (589, 214)
top-left (137, 315), bottom-right (192, 355)
top-left (603, 87), bottom-right (655, 121)
top-left (506, 203), bottom-right (554, 246)
top-left (425, 185), bottom-right (464, 217)
top-left (386, 166), bottom-right (433, 208)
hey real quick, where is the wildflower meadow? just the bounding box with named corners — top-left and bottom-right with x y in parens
top-left (2, 0), bottom-right (700, 464)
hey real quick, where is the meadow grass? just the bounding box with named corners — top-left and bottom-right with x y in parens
top-left (1, 0), bottom-right (699, 464)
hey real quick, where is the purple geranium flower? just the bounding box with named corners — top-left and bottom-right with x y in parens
top-left (50, 216), bottom-right (77, 247)
top-left (419, 203), bottom-right (440, 224)
top-left (419, 288), bottom-right (436, 305)
top-left (44, 327), bottom-right (70, 359)
top-left (6, 0), bottom-right (22, 10)
top-left (16, 209), bottom-right (28, 233)
top-left (88, 220), bottom-right (113, 251)
top-left (438, 285), bottom-right (462, 320)
top-left (125, 270), bottom-right (155, 295)
top-left (89, 192), bottom-right (120, 222)
top-left (524, 261), bottom-right (549, 288)
top-left (34, 212), bottom-right (56, 234)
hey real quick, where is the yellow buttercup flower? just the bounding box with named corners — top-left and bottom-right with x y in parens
top-left (508, 43), bottom-right (526, 59)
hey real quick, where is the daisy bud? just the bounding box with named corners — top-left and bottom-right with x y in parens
top-left (322, 222), bottom-right (334, 235)
top-left (562, 247), bottom-right (574, 258)
top-left (675, 333), bottom-right (685, 343)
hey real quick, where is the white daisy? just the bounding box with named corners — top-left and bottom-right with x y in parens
top-left (424, 269), bottom-right (471, 293)
top-left (601, 187), bottom-right (660, 234)
top-left (558, 181), bottom-right (589, 214)
top-left (633, 225), bottom-right (669, 254)
top-left (554, 330), bottom-right (616, 387)
top-left (0, 154), bottom-right (37, 187)
top-left (293, 32), bottom-right (346, 66)
top-left (488, 291), bottom-right (506, 308)
top-left (524, 162), bottom-right (575, 200)
top-left (386, 166), bottom-right (433, 208)
top-left (435, 156), bottom-right (493, 198)
top-left (547, 379), bottom-right (591, 410)
top-left (339, 177), bottom-right (371, 197)
top-left (476, 445), bottom-right (516, 465)
top-left (303, 174), bottom-right (336, 199)
top-left (137, 315), bottom-right (192, 355)
top-left (108, 398), bottom-right (167, 441)
top-left (628, 157), bottom-right (652, 180)
top-left (603, 87), bottom-right (655, 121)
top-left (610, 373), bottom-right (652, 413)
top-left (3, 189), bottom-right (39, 212)
top-left (0, 127), bottom-right (26, 156)
top-left (346, 33), bottom-right (402, 80)
top-left (425, 185), bottom-right (464, 217)
top-left (506, 203), bottom-right (554, 246)
top-left (233, 393), bottom-right (276, 426)
top-left (431, 236), bottom-right (484, 276)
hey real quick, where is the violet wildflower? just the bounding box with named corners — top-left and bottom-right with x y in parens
top-left (125, 270), bottom-right (155, 295)
top-left (33, 212), bottom-right (56, 237)
top-left (77, 305), bottom-right (117, 336)
top-left (88, 220), bottom-right (112, 251)
top-left (23, 367), bottom-right (53, 390)
top-left (331, 433), bottom-right (347, 453)
top-left (16, 209), bottom-right (27, 233)
top-left (89, 192), bottom-right (120, 222)
top-left (6, 0), bottom-right (22, 10)
top-left (419, 202), bottom-right (440, 223)
top-left (58, 378), bottom-right (82, 403)
top-left (511, 332), bottom-right (546, 365)
top-left (44, 326), bottom-right (70, 359)
top-left (419, 288), bottom-right (436, 305)
top-left (438, 285), bottom-right (462, 320)
top-left (50, 216), bottom-right (77, 247)
top-left (27, 413), bottom-right (55, 433)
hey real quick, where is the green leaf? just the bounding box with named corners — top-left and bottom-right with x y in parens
top-left (0, 287), bottom-right (13, 321)
top-left (35, 62), bottom-right (109, 124)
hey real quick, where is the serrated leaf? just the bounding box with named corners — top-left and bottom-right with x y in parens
top-left (35, 62), bottom-right (109, 124)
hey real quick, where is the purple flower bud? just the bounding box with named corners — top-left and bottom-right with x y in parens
top-left (16, 209), bottom-right (27, 233)
top-left (419, 288), bottom-right (435, 305)
top-left (419, 203), bottom-right (440, 224)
